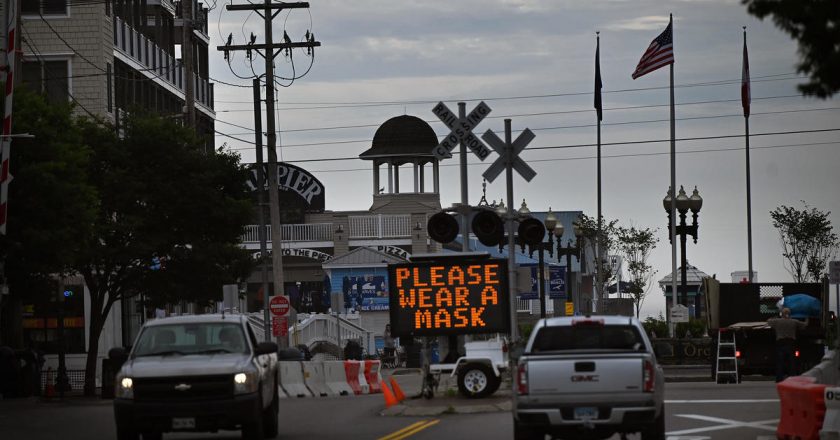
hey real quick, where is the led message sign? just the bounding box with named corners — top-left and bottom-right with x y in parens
top-left (388, 258), bottom-right (510, 337)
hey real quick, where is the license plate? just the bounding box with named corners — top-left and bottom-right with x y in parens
top-left (573, 407), bottom-right (598, 420)
top-left (172, 418), bottom-right (196, 430)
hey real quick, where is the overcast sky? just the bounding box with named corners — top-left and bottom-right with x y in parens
top-left (209, 0), bottom-right (840, 319)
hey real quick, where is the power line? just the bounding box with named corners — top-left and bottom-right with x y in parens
top-left (212, 72), bottom-right (802, 106)
top-left (219, 126), bottom-right (840, 160)
top-left (266, 141), bottom-right (840, 173)
top-left (215, 106), bottom-right (840, 139)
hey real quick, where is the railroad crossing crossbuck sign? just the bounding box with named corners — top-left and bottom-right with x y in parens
top-left (481, 127), bottom-right (537, 182)
top-left (432, 101), bottom-right (492, 160)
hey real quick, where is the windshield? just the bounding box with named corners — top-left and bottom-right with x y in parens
top-left (132, 322), bottom-right (249, 357)
top-left (530, 324), bottom-right (645, 353)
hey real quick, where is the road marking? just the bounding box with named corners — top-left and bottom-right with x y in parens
top-left (665, 399), bottom-right (778, 404)
top-left (666, 414), bottom-right (778, 436)
top-left (377, 419), bottom-right (440, 440)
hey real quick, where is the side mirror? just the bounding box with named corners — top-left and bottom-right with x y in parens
top-left (255, 341), bottom-right (278, 356)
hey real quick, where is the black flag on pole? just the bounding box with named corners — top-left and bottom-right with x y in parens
top-left (594, 35), bottom-right (603, 121)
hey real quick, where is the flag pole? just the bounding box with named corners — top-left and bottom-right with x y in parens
top-left (595, 31), bottom-right (603, 314)
top-left (668, 13), bottom-right (679, 323)
top-left (743, 26), bottom-right (754, 283)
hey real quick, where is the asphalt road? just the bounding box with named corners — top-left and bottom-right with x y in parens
top-left (0, 381), bottom-right (780, 440)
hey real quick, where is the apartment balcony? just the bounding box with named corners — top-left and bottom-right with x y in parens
top-left (112, 17), bottom-right (214, 116)
top-left (241, 214), bottom-right (414, 249)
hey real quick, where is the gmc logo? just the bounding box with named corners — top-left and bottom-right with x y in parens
top-left (571, 375), bottom-right (599, 382)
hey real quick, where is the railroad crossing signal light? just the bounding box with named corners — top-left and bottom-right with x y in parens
top-left (517, 217), bottom-right (545, 246)
top-left (427, 212), bottom-right (459, 244)
top-left (471, 210), bottom-right (504, 246)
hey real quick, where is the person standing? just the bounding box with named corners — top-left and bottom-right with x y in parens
top-left (768, 307), bottom-right (807, 382)
top-left (383, 324), bottom-right (396, 367)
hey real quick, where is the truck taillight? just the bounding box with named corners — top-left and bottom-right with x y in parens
top-left (735, 350), bottom-right (741, 358)
top-left (516, 363), bottom-right (528, 395)
top-left (643, 360), bottom-right (655, 393)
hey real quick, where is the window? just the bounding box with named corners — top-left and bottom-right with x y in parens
top-left (132, 323), bottom-right (250, 357)
top-left (531, 325), bottom-right (645, 352)
top-left (22, 0), bottom-right (68, 15)
top-left (21, 59), bottom-right (69, 104)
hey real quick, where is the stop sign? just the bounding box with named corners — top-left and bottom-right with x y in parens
top-left (269, 295), bottom-right (290, 317)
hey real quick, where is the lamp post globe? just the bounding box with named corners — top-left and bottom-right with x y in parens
top-left (495, 200), bottom-right (507, 217)
top-left (553, 222), bottom-right (564, 239)
top-left (662, 187), bottom-right (673, 213)
top-left (689, 186), bottom-right (703, 214)
top-left (544, 208), bottom-right (558, 232)
top-left (518, 199), bottom-right (531, 217)
top-left (675, 185), bottom-right (690, 213)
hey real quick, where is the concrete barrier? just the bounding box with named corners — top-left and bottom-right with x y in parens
top-left (278, 361), bottom-right (313, 398)
top-left (324, 361), bottom-right (354, 396)
top-left (344, 361), bottom-right (370, 395)
top-left (302, 361), bottom-right (332, 397)
top-left (822, 387), bottom-right (840, 439)
top-left (364, 360), bottom-right (383, 394)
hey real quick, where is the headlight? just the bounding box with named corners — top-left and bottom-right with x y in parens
top-left (116, 376), bottom-right (134, 399)
top-left (233, 371), bottom-right (259, 395)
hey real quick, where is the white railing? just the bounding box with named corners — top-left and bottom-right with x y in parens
top-left (289, 313), bottom-right (373, 355)
top-left (241, 223), bottom-right (334, 244)
top-left (517, 299), bottom-right (532, 313)
top-left (349, 214), bottom-right (411, 239)
top-left (112, 17), bottom-right (213, 110)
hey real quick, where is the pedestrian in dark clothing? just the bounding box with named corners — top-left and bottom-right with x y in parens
top-left (768, 307), bottom-right (807, 382)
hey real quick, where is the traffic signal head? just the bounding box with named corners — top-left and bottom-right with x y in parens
top-left (472, 210), bottom-right (505, 246)
top-left (427, 212), bottom-right (459, 244)
top-left (518, 217), bottom-right (545, 246)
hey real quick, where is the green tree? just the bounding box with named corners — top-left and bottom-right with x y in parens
top-left (743, 0), bottom-right (840, 98)
top-left (770, 202), bottom-right (838, 283)
top-left (0, 90), bottom-right (97, 346)
top-left (617, 225), bottom-right (658, 318)
top-left (74, 112), bottom-right (254, 395)
top-left (575, 214), bottom-right (619, 309)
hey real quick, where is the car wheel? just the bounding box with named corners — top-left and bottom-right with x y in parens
top-left (641, 404), bottom-right (666, 440)
top-left (116, 426), bottom-right (139, 440)
top-left (262, 388), bottom-right (279, 439)
top-left (457, 363), bottom-right (496, 398)
top-left (242, 394), bottom-right (265, 440)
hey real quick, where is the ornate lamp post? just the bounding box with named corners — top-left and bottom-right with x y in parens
top-left (663, 185), bottom-right (703, 317)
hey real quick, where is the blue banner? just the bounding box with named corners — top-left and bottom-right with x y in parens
top-left (519, 264), bottom-right (566, 300)
top-left (330, 268), bottom-right (390, 311)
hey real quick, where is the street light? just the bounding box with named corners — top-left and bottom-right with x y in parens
top-left (663, 185), bottom-right (703, 317)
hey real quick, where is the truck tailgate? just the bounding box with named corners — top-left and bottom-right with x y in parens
top-left (527, 353), bottom-right (645, 395)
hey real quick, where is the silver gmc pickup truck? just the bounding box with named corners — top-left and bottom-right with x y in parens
top-left (513, 316), bottom-right (665, 440)
top-left (111, 314), bottom-right (279, 440)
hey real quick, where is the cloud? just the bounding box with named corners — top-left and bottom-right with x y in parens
top-left (603, 15), bottom-right (671, 31)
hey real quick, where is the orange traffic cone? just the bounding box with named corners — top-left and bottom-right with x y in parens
top-left (44, 368), bottom-right (55, 398)
top-left (390, 376), bottom-right (406, 402)
top-left (381, 380), bottom-right (398, 408)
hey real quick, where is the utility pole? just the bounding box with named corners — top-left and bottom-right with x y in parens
top-left (219, 1), bottom-right (319, 348)
top-left (181, 0), bottom-right (195, 128)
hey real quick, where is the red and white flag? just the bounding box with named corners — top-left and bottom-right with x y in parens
top-left (741, 31), bottom-right (750, 118)
top-left (632, 19), bottom-right (674, 80)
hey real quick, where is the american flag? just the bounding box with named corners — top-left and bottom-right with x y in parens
top-left (632, 21), bottom-right (674, 80)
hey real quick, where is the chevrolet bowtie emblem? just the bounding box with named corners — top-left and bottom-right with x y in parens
top-left (174, 383), bottom-right (192, 391)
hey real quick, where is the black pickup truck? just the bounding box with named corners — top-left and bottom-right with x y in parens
top-left (704, 278), bottom-right (828, 381)
top-left (110, 314), bottom-right (279, 440)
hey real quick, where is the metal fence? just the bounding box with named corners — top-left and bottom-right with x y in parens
top-left (41, 369), bottom-right (86, 394)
